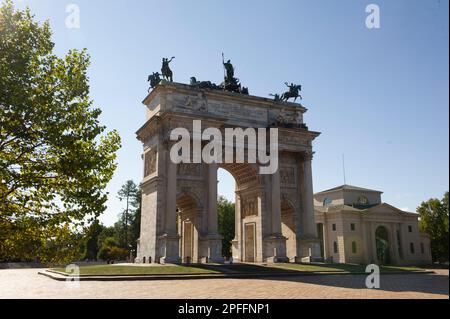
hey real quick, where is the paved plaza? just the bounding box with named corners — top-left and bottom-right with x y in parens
top-left (0, 268), bottom-right (448, 299)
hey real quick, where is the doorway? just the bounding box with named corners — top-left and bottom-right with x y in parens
top-left (375, 226), bottom-right (391, 265)
top-left (244, 223), bottom-right (256, 262)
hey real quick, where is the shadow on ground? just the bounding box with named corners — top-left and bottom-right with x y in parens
top-left (184, 263), bottom-right (449, 297)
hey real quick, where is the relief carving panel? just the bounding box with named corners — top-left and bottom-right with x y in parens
top-left (144, 149), bottom-right (157, 177)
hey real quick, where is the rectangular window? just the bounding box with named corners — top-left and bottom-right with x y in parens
top-left (332, 224), bottom-right (336, 231)
top-left (352, 241), bottom-right (357, 254)
top-left (350, 223), bottom-right (356, 231)
top-left (397, 230), bottom-right (403, 259)
top-left (420, 243), bottom-right (425, 254)
top-left (410, 242), bottom-right (415, 254)
top-left (333, 241), bottom-right (338, 254)
top-left (408, 225), bottom-right (413, 233)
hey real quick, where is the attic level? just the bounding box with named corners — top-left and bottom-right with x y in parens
top-left (314, 184), bottom-right (383, 208)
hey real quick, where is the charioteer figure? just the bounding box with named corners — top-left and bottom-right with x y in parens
top-left (161, 56), bottom-right (175, 82)
top-left (223, 59), bottom-right (235, 81)
top-left (221, 54), bottom-right (248, 95)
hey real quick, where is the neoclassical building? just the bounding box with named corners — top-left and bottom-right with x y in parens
top-left (314, 185), bottom-right (432, 265)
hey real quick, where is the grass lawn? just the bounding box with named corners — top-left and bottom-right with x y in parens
top-left (53, 264), bottom-right (220, 276)
top-left (52, 263), bottom-right (429, 276)
top-left (273, 263), bottom-right (426, 273)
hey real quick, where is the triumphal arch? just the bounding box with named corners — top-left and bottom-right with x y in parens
top-left (135, 81), bottom-right (321, 264)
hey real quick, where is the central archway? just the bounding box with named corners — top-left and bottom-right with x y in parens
top-left (219, 163), bottom-right (262, 262)
top-left (375, 226), bottom-right (391, 265)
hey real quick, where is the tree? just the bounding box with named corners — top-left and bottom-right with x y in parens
top-left (83, 220), bottom-right (105, 261)
top-left (97, 226), bottom-right (115, 251)
top-left (129, 190), bottom-right (141, 251)
top-left (0, 1), bottom-right (121, 264)
top-left (116, 180), bottom-right (139, 249)
top-left (417, 192), bottom-right (449, 263)
top-left (217, 196), bottom-right (235, 258)
top-left (97, 237), bottom-right (128, 262)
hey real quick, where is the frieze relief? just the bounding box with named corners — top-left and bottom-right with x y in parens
top-left (278, 133), bottom-right (311, 147)
top-left (144, 149), bottom-right (157, 177)
top-left (177, 163), bottom-right (203, 176)
top-left (241, 196), bottom-right (258, 218)
top-left (280, 166), bottom-right (296, 187)
top-left (171, 93), bottom-right (267, 124)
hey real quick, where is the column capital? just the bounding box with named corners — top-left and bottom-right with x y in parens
top-left (302, 150), bottom-right (315, 161)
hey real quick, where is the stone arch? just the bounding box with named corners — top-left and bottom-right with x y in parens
top-left (219, 163), bottom-right (261, 190)
top-left (177, 190), bottom-right (203, 210)
top-left (219, 163), bottom-right (263, 262)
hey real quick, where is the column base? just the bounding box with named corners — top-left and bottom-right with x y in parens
top-left (206, 234), bottom-right (224, 263)
top-left (263, 234), bottom-right (288, 263)
top-left (297, 238), bottom-right (323, 263)
top-left (160, 256), bottom-right (182, 264)
top-left (158, 233), bottom-right (181, 264)
top-left (231, 239), bottom-right (240, 262)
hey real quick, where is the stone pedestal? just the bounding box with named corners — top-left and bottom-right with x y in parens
top-left (158, 234), bottom-right (181, 264)
top-left (231, 239), bottom-right (241, 262)
top-left (298, 238), bottom-right (323, 263)
top-left (264, 235), bottom-right (289, 263)
top-left (207, 234), bottom-right (225, 263)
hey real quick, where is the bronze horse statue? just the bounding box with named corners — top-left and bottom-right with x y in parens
top-left (281, 82), bottom-right (302, 102)
top-left (147, 72), bottom-right (161, 91)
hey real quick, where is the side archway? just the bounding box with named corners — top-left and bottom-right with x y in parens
top-left (281, 199), bottom-right (296, 261)
top-left (176, 193), bottom-right (200, 263)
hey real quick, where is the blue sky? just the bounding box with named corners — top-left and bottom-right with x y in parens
top-left (12, 0), bottom-right (449, 225)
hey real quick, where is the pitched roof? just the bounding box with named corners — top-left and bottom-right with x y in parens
top-left (315, 202), bottom-right (418, 217)
top-left (315, 184), bottom-right (383, 195)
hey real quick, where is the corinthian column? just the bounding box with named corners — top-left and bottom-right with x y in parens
top-left (207, 163), bottom-right (224, 262)
top-left (165, 154), bottom-right (178, 235)
top-left (208, 163), bottom-right (218, 234)
top-left (302, 150), bottom-right (316, 238)
top-left (271, 169), bottom-right (282, 235)
top-left (160, 142), bottom-right (180, 264)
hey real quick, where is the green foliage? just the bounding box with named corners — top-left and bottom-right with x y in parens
top-left (82, 220), bottom-right (105, 261)
top-left (417, 192), bottom-right (449, 263)
top-left (0, 1), bottom-right (121, 264)
top-left (114, 180), bottom-right (140, 250)
top-left (97, 236), bottom-right (128, 261)
top-left (217, 196), bottom-right (235, 258)
top-left (97, 226), bottom-right (115, 249)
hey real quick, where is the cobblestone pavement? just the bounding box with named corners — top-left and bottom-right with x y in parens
top-left (0, 269), bottom-right (448, 299)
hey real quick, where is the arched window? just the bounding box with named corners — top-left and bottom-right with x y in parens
top-left (323, 197), bottom-right (332, 207)
top-left (333, 241), bottom-right (338, 254)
